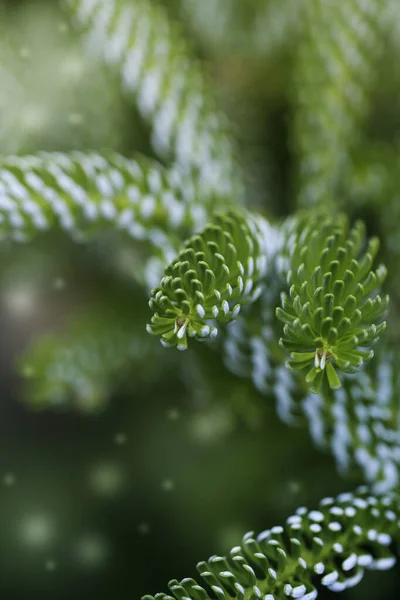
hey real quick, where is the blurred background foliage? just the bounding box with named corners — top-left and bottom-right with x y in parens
top-left (0, 0), bottom-right (399, 598)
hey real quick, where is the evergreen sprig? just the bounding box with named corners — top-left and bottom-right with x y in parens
top-left (144, 488), bottom-right (400, 600)
top-left (276, 214), bottom-right (389, 393)
top-left (147, 210), bottom-right (277, 350)
top-left (293, 0), bottom-right (386, 208)
top-left (222, 261), bottom-right (399, 490)
top-left (222, 254), bottom-right (301, 426)
top-left (0, 2), bottom-right (398, 596)
top-left (0, 151), bottom-right (214, 287)
top-left (304, 352), bottom-right (400, 492)
top-left (62, 0), bottom-right (243, 202)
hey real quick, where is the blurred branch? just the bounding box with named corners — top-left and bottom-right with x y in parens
top-left (0, 150), bottom-right (216, 288)
top-left (179, 0), bottom-right (304, 59)
top-left (62, 0), bottom-right (244, 202)
top-left (293, 0), bottom-right (390, 208)
top-left (18, 295), bottom-right (165, 413)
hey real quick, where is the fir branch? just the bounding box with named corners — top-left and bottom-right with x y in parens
top-left (276, 214), bottom-right (389, 392)
top-left (144, 487), bottom-right (400, 599)
top-left (19, 302), bottom-right (159, 413)
top-left (0, 151), bottom-right (213, 286)
top-left (225, 274), bottom-right (399, 491)
top-left (222, 251), bottom-right (302, 426)
top-left (62, 0), bottom-right (243, 202)
top-left (223, 272), bottom-right (399, 490)
top-left (293, 0), bottom-right (386, 208)
top-left (147, 210), bottom-right (279, 350)
top-left (224, 310), bottom-right (300, 426)
top-left (304, 351), bottom-right (400, 493)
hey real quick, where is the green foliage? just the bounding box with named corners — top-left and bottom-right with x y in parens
top-left (62, 0), bottom-right (243, 202)
top-left (222, 264), bottom-right (400, 493)
top-left (304, 351), bottom-right (400, 493)
top-left (1, 0), bottom-right (400, 596)
top-left (180, 0), bottom-right (304, 58)
top-left (293, 0), bottom-right (386, 208)
top-left (147, 210), bottom-right (276, 350)
top-left (144, 487), bottom-right (400, 599)
top-left (346, 143), bottom-right (400, 302)
top-left (19, 298), bottom-right (161, 413)
top-left (0, 151), bottom-right (213, 286)
top-left (276, 214), bottom-right (388, 392)
top-left (222, 255), bottom-right (302, 425)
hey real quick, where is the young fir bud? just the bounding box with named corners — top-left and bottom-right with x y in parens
top-left (147, 210), bottom-right (274, 350)
top-left (276, 215), bottom-right (389, 393)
